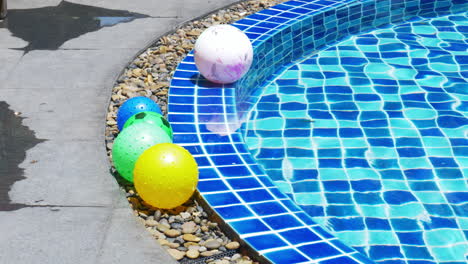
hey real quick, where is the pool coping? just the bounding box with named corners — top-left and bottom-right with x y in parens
top-left (167, 0), bottom-right (466, 263)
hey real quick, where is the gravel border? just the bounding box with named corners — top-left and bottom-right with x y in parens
top-left (104, 1), bottom-right (288, 263)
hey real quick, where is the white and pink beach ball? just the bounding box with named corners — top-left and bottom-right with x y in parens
top-left (194, 25), bottom-right (253, 84)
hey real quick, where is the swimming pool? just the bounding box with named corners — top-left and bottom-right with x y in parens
top-left (168, 0), bottom-right (468, 263)
top-left (243, 11), bottom-right (468, 263)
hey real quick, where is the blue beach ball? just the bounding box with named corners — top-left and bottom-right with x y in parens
top-left (117, 96), bottom-right (162, 130)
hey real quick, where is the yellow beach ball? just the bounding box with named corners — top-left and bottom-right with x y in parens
top-left (133, 143), bottom-right (198, 209)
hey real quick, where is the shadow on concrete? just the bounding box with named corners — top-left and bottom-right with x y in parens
top-left (0, 1), bottom-right (149, 53)
top-left (0, 101), bottom-right (46, 211)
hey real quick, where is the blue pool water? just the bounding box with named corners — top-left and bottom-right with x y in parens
top-left (244, 11), bottom-right (468, 263)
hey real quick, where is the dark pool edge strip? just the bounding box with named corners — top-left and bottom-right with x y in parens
top-left (194, 190), bottom-right (273, 264)
top-left (168, 0), bottom-right (468, 263)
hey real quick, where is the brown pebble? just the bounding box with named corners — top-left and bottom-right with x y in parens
top-left (132, 68), bottom-right (143, 77)
top-left (157, 223), bottom-right (170, 232)
top-left (183, 234), bottom-right (201, 242)
top-left (186, 249), bottom-right (200, 259)
top-left (226, 241), bottom-right (240, 250)
top-left (184, 242), bottom-right (198, 248)
top-left (164, 229), bottom-right (181, 238)
top-left (168, 242), bottom-right (180, 249)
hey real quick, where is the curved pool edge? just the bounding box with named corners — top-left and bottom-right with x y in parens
top-left (167, 0), bottom-right (467, 263)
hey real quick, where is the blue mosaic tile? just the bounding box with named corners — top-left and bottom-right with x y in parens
top-left (299, 242), bottom-right (342, 259)
top-left (244, 233), bottom-right (289, 251)
top-left (280, 227), bottom-right (322, 244)
top-left (215, 204), bottom-right (254, 220)
top-left (168, 0), bottom-right (468, 263)
top-left (236, 189), bottom-right (275, 203)
top-left (229, 218), bottom-right (271, 235)
top-left (203, 192), bottom-right (240, 207)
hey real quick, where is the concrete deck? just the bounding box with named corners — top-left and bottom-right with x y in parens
top-left (0, 1), bottom-right (239, 263)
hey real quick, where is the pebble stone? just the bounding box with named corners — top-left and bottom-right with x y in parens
top-left (180, 212), bottom-right (191, 219)
top-left (181, 221), bottom-right (197, 234)
top-left (186, 249), bottom-right (200, 259)
top-left (157, 223), bottom-right (170, 232)
top-left (201, 249), bottom-right (220, 257)
top-left (145, 216), bottom-right (156, 223)
top-left (167, 249), bottom-right (185, 261)
top-left (184, 242), bottom-right (198, 248)
top-left (164, 229), bottom-right (181, 238)
top-left (198, 246), bottom-right (207, 252)
top-left (188, 245), bottom-right (200, 251)
top-left (226, 241), bottom-right (240, 250)
top-left (231, 254), bottom-right (242, 261)
top-left (183, 233), bottom-right (201, 242)
top-left (204, 238), bottom-right (222, 249)
top-left (168, 242), bottom-right (180, 249)
top-left (105, 1), bottom-right (287, 263)
top-left (201, 225), bottom-right (209, 232)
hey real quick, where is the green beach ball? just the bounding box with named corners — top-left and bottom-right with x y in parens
top-left (112, 122), bottom-right (172, 182)
top-left (123, 111), bottom-right (173, 140)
